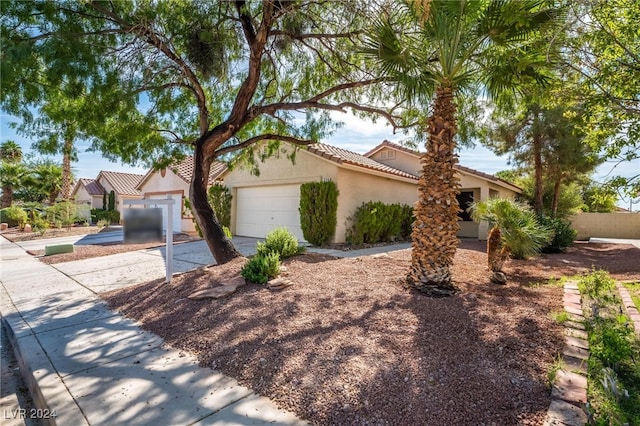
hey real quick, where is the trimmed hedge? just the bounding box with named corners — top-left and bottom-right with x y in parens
top-left (346, 201), bottom-right (413, 246)
top-left (91, 209), bottom-right (120, 224)
top-left (299, 180), bottom-right (339, 246)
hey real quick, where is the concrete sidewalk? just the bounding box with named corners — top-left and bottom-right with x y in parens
top-left (0, 236), bottom-right (306, 426)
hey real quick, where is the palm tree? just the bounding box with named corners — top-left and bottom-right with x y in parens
top-left (0, 140), bottom-right (23, 163)
top-left (0, 161), bottom-right (27, 208)
top-left (469, 198), bottom-right (552, 283)
top-left (362, 0), bottom-right (561, 296)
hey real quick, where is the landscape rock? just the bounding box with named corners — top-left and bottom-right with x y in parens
top-left (23, 224), bottom-right (32, 233)
top-left (267, 277), bottom-right (294, 290)
top-left (223, 275), bottom-right (246, 287)
top-left (0, 223), bottom-right (7, 231)
top-left (372, 253), bottom-right (390, 259)
top-left (188, 286), bottom-right (237, 300)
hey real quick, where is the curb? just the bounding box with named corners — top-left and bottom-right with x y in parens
top-left (0, 285), bottom-right (89, 426)
top-left (543, 281), bottom-right (588, 426)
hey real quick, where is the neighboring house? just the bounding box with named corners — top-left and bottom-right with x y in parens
top-left (136, 156), bottom-right (227, 232)
top-left (71, 171), bottom-right (144, 222)
top-left (222, 140), bottom-right (522, 242)
top-left (71, 178), bottom-right (106, 209)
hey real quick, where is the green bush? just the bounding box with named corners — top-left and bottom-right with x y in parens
top-left (208, 184), bottom-right (232, 228)
top-left (108, 190), bottom-right (116, 211)
top-left (299, 180), bottom-right (339, 246)
top-left (46, 201), bottom-right (78, 228)
top-left (579, 269), bottom-right (615, 299)
top-left (346, 201), bottom-right (413, 246)
top-left (241, 252), bottom-right (281, 284)
top-left (256, 227), bottom-right (302, 259)
top-left (0, 205), bottom-right (28, 228)
top-left (538, 216), bottom-right (576, 253)
top-left (91, 209), bottom-right (120, 224)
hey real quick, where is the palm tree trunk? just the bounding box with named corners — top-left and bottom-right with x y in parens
top-left (407, 87), bottom-right (460, 296)
top-left (61, 137), bottom-right (73, 200)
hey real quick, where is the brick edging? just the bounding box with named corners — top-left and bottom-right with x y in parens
top-left (616, 282), bottom-right (640, 336)
top-left (543, 282), bottom-right (588, 426)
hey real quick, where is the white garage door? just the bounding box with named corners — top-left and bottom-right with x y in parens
top-left (148, 194), bottom-right (182, 233)
top-left (236, 185), bottom-right (305, 241)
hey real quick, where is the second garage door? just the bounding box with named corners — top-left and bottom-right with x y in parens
top-left (235, 185), bottom-right (305, 241)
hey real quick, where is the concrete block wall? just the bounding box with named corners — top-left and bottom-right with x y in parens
top-left (570, 213), bottom-right (640, 240)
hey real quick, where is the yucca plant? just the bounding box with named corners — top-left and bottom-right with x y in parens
top-left (470, 198), bottom-right (552, 283)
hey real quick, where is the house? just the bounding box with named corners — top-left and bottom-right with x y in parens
top-left (136, 156), bottom-right (227, 232)
top-left (222, 140), bottom-right (522, 242)
top-left (71, 171), bottom-right (144, 222)
top-left (71, 178), bottom-right (106, 209)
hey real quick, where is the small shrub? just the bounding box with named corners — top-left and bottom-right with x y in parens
top-left (46, 201), bottom-right (78, 229)
top-left (538, 215), bottom-right (576, 253)
top-left (241, 252), bottom-right (281, 284)
top-left (346, 201), bottom-right (413, 246)
top-left (91, 209), bottom-right (120, 224)
top-left (299, 180), bottom-right (339, 246)
top-left (208, 184), bottom-right (232, 228)
top-left (223, 225), bottom-right (232, 239)
top-left (579, 269), bottom-right (615, 299)
top-left (551, 310), bottom-right (570, 324)
top-left (0, 205), bottom-right (28, 228)
top-left (96, 219), bottom-right (109, 228)
top-left (256, 227), bottom-right (302, 259)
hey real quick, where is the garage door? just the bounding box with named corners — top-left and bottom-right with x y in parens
top-left (236, 185), bottom-right (305, 241)
top-left (148, 194), bottom-right (182, 233)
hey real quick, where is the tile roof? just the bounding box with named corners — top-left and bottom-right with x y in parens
top-left (170, 156), bottom-right (227, 185)
top-left (98, 171), bottom-right (145, 196)
top-left (307, 143), bottom-right (418, 180)
top-left (78, 178), bottom-right (105, 196)
top-left (364, 140), bottom-right (421, 157)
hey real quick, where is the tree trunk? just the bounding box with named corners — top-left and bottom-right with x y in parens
top-left (190, 143), bottom-right (241, 264)
top-left (1, 186), bottom-right (13, 208)
top-left (532, 117), bottom-right (544, 215)
top-left (551, 177), bottom-right (561, 218)
top-left (407, 87), bottom-right (460, 296)
top-left (61, 137), bottom-right (73, 200)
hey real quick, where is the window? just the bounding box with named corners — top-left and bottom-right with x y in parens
top-left (457, 191), bottom-right (474, 221)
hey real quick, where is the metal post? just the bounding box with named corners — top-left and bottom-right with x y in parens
top-left (166, 195), bottom-right (173, 283)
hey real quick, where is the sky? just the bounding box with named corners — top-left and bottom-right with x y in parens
top-left (2, 110), bottom-right (638, 210)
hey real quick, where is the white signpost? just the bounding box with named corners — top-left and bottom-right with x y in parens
top-left (124, 195), bottom-right (175, 283)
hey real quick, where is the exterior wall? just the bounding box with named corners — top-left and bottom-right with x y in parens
top-left (369, 148), bottom-right (421, 175)
top-left (570, 213), bottom-right (640, 240)
top-left (139, 171), bottom-right (192, 232)
top-left (73, 185), bottom-right (92, 205)
top-left (336, 167), bottom-right (418, 243)
top-left (223, 147), bottom-right (339, 236)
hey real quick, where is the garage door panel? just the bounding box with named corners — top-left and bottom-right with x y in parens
top-left (236, 185), bottom-right (304, 241)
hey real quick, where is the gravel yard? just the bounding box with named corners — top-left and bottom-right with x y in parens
top-left (102, 240), bottom-right (639, 425)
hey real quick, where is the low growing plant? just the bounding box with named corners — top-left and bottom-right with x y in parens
top-left (256, 227), bottom-right (303, 259)
top-left (241, 252), bottom-right (281, 284)
top-left (578, 269), bottom-right (615, 299)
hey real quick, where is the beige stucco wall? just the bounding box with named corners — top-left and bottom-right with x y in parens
top-left (570, 213), bottom-right (640, 240)
top-left (336, 167), bottom-right (418, 243)
top-left (224, 147), bottom-right (339, 236)
top-left (139, 170), bottom-right (194, 232)
top-left (369, 148), bottom-right (421, 176)
top-left (73, 185), bottom-right (103, 208)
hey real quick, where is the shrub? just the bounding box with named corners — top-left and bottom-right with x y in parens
top-left (96, 219), bottom-right (109, 228)
top-left (346, 201), bottom-right (413, 246)
top-left (223, 225), bottom-right (232, 239)
top-left (578, 269), bottom-right (615, 299)
top-left (108, 190), bottom-right (116, 211)
top-left (299, 180), bottom-right (339, 246)
top-left (208, 184), bottom-right (232, 228)
top-left (241, 252), bottom-right (281, 284)
top-left (46, 201), bottom-right (78, 229)
top-left (91, 209), bottom-right (120, 224)
top-left (0, 205), bottom-right (28, 228)
top-left (537, 215), bottom-right (576, 253)
top-left (256, 227), bottom-right (302, 259)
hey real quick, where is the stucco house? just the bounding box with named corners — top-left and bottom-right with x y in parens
top-left (71, 171), bottom-right (144, 222)
top-left (136, 156), bottom-right (227, 232)
top-left (222, 140), bottom-right (522, 242)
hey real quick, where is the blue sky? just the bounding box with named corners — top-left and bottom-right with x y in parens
top-left (2, 110), bottom-right (638, 210)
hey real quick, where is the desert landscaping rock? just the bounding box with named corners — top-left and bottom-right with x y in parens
top-left (222, 275), bottom-right (246, 287)
top-left (188, 286), bottom-right (238, 300)
top-left (267, 277), bottom-right (294, 290)
top-left (490, 271), bottom-right (507, 284)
